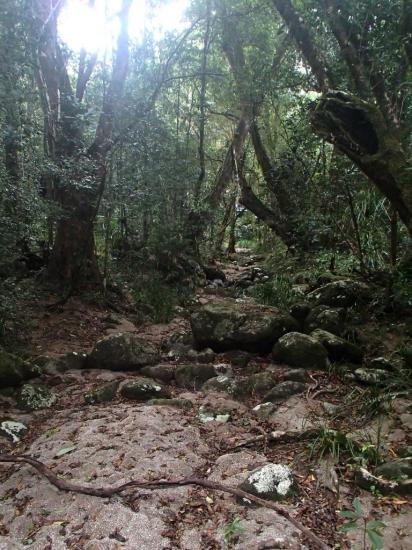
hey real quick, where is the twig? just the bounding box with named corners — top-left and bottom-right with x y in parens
top-left (0, 454), bottom-right (331, 550)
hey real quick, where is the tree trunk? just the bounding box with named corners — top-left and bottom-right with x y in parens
top-left (33, 0), bottom-right (132, 288)
top-left (311, 92), bottom-right (412, 236)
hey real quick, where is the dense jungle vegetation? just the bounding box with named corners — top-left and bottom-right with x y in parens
top-left (0, 1), bottom-right (412, 549)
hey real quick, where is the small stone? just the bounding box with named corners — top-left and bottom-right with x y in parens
top-left (222, 350), bottom-right (252, 368)
top-left (119, 378), bottom-right (170, 401)
top-left (322, 401), bottom-right (339, 416)
top-left (238, 463), bottom-right (297, 501)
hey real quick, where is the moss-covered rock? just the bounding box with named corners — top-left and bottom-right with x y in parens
top-left (304, 305), bottom-right (345, 335)
top-left (84, 381), bottom-right (120, 405)
top-left (0, 349), bottom-right (37, 388)
top-left (263, 380), bottom-right (306, 403)
top-left (307, 279), bottom-right (370, 308)
top-left (273, 332), bottom-right (328, 370)
top-left (310, 329), bottom-right (363, 363)
top-left (190, 301), bottom-right (299, 352)
top-left (147, 398), bottom-right (193, 409)
top-left (87, 333), bottom-right (159, 370)
top-left (175, 364), bottom-right (216, 390)
top-left (119, 378), bottom-right (170, 401)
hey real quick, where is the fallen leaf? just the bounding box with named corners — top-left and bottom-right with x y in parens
top-left (55, 445), bottom-right (77, 458)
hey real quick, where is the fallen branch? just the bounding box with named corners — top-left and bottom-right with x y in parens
top-left (0, 454), bottom-right (331, 550)
top-left (228, 429), bottom-right (321, 450)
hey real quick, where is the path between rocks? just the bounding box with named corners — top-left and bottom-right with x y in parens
top-left (1, 254), bottom-right (411, 549)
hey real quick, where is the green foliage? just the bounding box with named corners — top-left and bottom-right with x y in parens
top-left (339, 497), bottom-right (386, 550)
top-left (223, 516), bottom-right (245, 546)
top-left (250, 275), bottom-right (300, 310)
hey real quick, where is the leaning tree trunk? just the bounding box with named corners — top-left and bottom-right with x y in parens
top-left (311, 92), bottom-right (412, 236)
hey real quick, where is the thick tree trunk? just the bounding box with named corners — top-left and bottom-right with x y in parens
top-left (311, 92), bottom-right (412, 235)
top-left (33, 0), bottom-right (132, 288)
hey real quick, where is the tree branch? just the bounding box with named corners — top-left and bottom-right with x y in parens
top-left (0, 453), bottom-right (331, 550)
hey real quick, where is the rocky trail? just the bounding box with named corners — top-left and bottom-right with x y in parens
top-left (0, 253), bottom-right (411, 550)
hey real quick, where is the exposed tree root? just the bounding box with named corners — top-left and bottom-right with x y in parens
top-left (0, 453), bottom-right (331, 550)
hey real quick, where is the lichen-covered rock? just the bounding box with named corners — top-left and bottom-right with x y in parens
top-left (355, 466), bottom-right (412, 495)
top-left (202, 375), bottom-right (238, 395)
top-left (87, 333), bottom-right (159, 370)
top-left (238, 463), bottom-right (297, 501)
top-left (190, 301), bottom-right (299, 352)
top-left (0, 350), bottom-right (37, 388)
top-left (84, 381), bottom-right (120, 405)
top-left (307, 279), bottom-right (370, 308)
top-left (198, 405), bottom-right (231, 423)
top-left (140, 364), bottom-right (176, 383)
top-left (310, 329), bottom-right (363, 363)
top-left (175, 364), bottom-right (216, 390)
top-left (0, 420), bottom-right (28, 443)
top-left (273, 332), bottom-right (328, 370)
top-left (263, 381), bottom-right (306, 403)
top-left (304, 305), bottom-right (345, 335)
top-left (251, 402), bottom-right (276, 419)
top-left (17, 384), bottom-right (57, 411)
top-left (119, 378), bottom-right (170, 401)
top-left (375, 458), bottom-right (412, 480)
top-left (354, 368), bottom-right (389, 385)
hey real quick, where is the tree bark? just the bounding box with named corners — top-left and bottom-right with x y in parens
top-left (33, 0), bottom-right (132, 288)
top-left (311, 92), bottom-right (412, 235)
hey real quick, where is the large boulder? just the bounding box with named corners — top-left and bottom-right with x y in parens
top-left (273, 332), bottom-right (328, 370)
top-left (190, 301), bottom-right (299, 352)
top-left (87, 333), bottom-right (159, 370)
top-left (307, 279), bottom-right (370, 308)
top-left (310, 329), bottom-right (363, 363)
top-left (0, 350), bottom-right (37, 388)
top-left (304, 305), bottom-right (345, 335)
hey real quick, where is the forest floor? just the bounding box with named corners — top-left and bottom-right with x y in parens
top-left (0, 252), bottom-right (411, 550)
